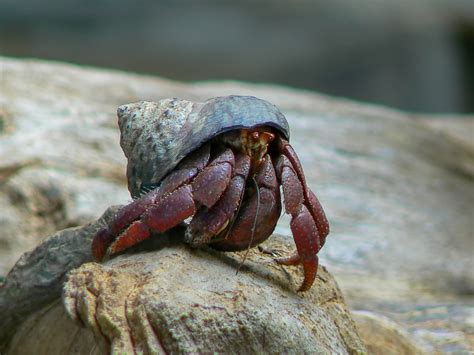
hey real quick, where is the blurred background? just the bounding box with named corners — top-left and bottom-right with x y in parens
top-left (1, 0), bottom-right (473, 113)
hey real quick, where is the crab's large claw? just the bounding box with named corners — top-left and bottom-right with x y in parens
top-left (275, 139), bottom-right (329, 292)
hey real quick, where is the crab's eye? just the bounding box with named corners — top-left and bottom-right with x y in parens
top-left (264, 132), bottom-right (275, 142)
top-left (251, 131), bottom-right (260, 140)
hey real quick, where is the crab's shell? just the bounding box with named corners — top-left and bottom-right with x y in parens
top-left (118, 95), bottom-right (290, 198)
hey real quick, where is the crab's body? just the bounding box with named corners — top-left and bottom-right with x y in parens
top-left (92, 96), bottom-right (329, 291)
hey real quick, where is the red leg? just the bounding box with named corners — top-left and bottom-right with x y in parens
top-left (108, 185), bottom-right (196, 255)
top-left (187, 153), bottom-right (250, 246)
top-left (307, 189), bottom-right (329, 247)
top-left (104, 149), bottom-right (234, 257)
top-left (92, 170), bottom-right (201, 260)
top-left (278, 138), bottom-right (329, 240)
top-left (108, 220), bottom-right (151, 255)
top-left (191, 148), bottom-right (234, 208)
top-left (92, 144), bottom-right (211, 260)
top-left (274, 138), bottom-right (329, 291)
top-left (277, 205), bottom-right (320, 292)
top-left (92, 188), bottom-right (162, 260)
top-left (211, 154), bottom-right (281, 251)
top-left (91, 144), bottom-right (234, 260)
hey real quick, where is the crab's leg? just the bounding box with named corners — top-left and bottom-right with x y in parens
top-left (92, 188), bottom-right (161, 260)
top-left (92, 144), bottom-right (209, 260)
top-left (306, 190), bottom-right (329, 247)
top-left (190, 148), bottom-right (235, 208)
top-left (276, 206), bottom-right (320, 292)
top-left (211, 154), bottom-right (281, 251)
top-left (187, 153), bottom-right (251, 246)
top-left (278, 138), bottom-right (329, 243)
top-left (275, 150), bottom-right (326, 292)
top-left (112, 144), bottom-right (211, 237)
top-left (101, 148), bottom-right (235, 258)
top-left (106, 185), bottom-right (196, 256)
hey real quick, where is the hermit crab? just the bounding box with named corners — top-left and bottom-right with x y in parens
top-left (92, 95), bottom-right (329, 291)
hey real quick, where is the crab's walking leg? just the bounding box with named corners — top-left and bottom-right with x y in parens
top-left (187, 153), bottom-right (251, 246)
top-left (276, 206), bottom-right (320, 292)
top-left (190, 148), bottom-right (235, 208)
top-left (104, 148), bottom-right (234, 257)
top-left (278, 138), bottom-right (329, 243)
top-left (108, 184), bottom-right (198, 256)
top-left (92, 144), bottom-right (211, 260)
top-left (212, 154), bottom-right (281, 251)
top-left (275, 150), bottom-right (325, 292)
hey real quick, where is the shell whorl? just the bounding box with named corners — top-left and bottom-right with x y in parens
top-left (118, 95), bottom-right (289, 198)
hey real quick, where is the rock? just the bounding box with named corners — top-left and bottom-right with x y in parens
top-left (3, 227), bottom-right (366, 354)
top-left (0, 57), bottom-right (131, 277)
top-left (354, 303), bottom-right (474, 354)
top-left (5, 299), bottom-right (101, 355)
top-left (353, 311), bottom-right (428, 355)
top-left (0, 206), bottom-right (120, 350)
top-left (0, 56), bottom-right (473, 352)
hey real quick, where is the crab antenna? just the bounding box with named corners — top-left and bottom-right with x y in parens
top-left (236, 176), bottom-right (260, 275)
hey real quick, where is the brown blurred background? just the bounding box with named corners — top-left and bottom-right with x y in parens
top-left (1, 0), bottom-right (473, 113)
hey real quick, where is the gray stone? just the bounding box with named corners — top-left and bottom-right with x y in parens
top-left (6, 238), bottom-right (366, 354)
top-left (1, 205), bottom-right (366, 354)
top-left (0, 206), bottom-right (119, 350)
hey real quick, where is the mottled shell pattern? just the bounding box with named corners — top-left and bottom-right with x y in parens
top-left (118, 95), bottom-right (290, 198)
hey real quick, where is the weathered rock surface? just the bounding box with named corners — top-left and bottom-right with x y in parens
top-left (13, 243), bottom-right (365, 354)
top-left (0, 206), bottom-right (119, 350)
top-left (353, 311), bottom-right (427, 355)
top-left (0, 57), bottom-right (473, 353)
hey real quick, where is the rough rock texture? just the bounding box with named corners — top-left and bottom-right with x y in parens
top-left (0, 206), bottom-right (119, 349)
top-left (6, 237), bottom-right (365, 354)
top-left (0, 60), bottom-right (130, 276)
top-left (0, 57), bottom-right (473, 353)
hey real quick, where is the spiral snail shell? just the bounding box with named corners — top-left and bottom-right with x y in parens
top-left (118, 95), bottom-right (290, 198)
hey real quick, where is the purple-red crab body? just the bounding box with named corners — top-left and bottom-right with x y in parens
top-left (92, 96), bottom-right (329, 291)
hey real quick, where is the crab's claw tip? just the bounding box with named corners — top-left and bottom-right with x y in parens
top-left (91, 228), bottom-right (114, 261)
